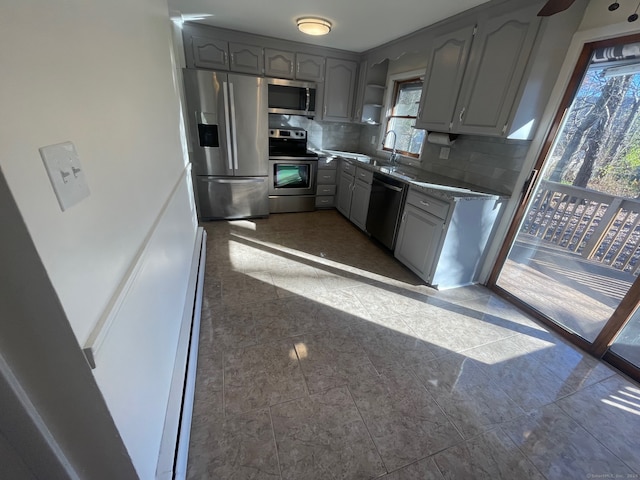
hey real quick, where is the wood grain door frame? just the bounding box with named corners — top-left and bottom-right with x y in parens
top-left (487, 33), bottom-right (640, 382)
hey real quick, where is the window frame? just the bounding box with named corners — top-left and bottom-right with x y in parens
top-left (380, 69), bottom-right (426, 161)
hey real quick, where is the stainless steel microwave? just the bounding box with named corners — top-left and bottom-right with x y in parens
top-left (267, 79), bottom-right (316, 117)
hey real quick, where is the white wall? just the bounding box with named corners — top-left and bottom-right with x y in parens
top-left (0, 0), bottom-right (189, 346)
top-left (0, 0), bottom-right (198, 478)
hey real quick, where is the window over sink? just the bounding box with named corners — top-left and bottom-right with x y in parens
top-left (382, 70), bottom-right (426, 159)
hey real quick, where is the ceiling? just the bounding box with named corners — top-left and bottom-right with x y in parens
top-left (169, 0), bottom-right (492, 53)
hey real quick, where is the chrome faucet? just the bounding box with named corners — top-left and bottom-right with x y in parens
top-left (383, 130), bottom-right (398, 166)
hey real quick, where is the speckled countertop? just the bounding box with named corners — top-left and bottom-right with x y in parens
top-left (317, 150), bottom-right (508, 202)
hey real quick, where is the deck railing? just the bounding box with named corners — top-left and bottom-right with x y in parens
top-left (521, 179), bottom-right (640, 275)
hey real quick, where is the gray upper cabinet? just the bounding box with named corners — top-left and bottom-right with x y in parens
top-left (265, 49), bottom-right (295, 79)
top-left (229, 42), bottom-right (263, 75)
top-left (296, 53), bottom-right (325, 82)
top-left (415, 25), bottom-right (474, 132)
top-left (192, 36), bottom-right (229, 70)
top-left (454, 6), bottom-right (540, 136)
top-left (416, 4), bottom-right (540, 136)
top-left (323, 58), bottom-right (358, 122)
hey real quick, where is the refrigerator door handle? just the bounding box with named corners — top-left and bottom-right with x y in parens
top-left (222, 81), bottom-right (234, 171)
top-left (228, 82), bottom-right (240, 171)
top-left (210, 178), bottom-right (265, 184)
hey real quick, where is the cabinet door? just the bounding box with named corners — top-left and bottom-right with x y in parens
top-left (336, 170), bottom-right (354, 218)
top-left (395, 205), bottom-right (444, 282)
top-left (229, 43), bottom-right (263, 75)
top-left (296, 53), bottom-right (325, 82)
top-left (350, 179), bottom-right (372, 232)
top-left (323, 58), bottom-right (358, 122)
top-left (265, 49), bottom-right (295, 79)
top-left (192, 37), bottom-right (229, 70)
top-left (453, 6), bottom-right (540, 136)
top-left (415, 25), bottom-right (475, 132)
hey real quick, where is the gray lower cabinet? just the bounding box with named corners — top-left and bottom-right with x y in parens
top-left (336, 161), bottom-right (372, 232)
top-left (336, 169), bottom-right (354, 218)
top-left (316, 156), bottom-right (337, 208)
top-left (395, 204), bottom-right (445, 281)
top-left (323, 58), bottom-right (358, 122)
top-left (395, 187), bottom-right (503, 289)
top-left (229, 42), bottom-right (263, 75)
top-left (350, 178), bottom-right (372, 231)
top-left (415, 4), bottom-right (540, 136)
top-left (192, 36), bottom-right (229, 70)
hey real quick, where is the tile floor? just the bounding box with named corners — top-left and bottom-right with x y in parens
top-left (187, 210), bottom-right (640, 480)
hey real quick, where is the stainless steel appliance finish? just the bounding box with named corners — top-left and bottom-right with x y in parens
top-left (267, 127), bottom-right (318, 213)
top-left (267, 78), bottom-right (317, 117)
top-left (183, 68), bottom-right (269, 219)
top-left (366, 173), bottom-right (408, 250)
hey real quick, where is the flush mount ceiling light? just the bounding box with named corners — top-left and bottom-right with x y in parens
top-left (297, 17), bottom-right (332, 36)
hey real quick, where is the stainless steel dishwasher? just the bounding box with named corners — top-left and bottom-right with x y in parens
top-left (366, 173), bottom-right (408, 250)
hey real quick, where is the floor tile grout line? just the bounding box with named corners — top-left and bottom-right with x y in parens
top-left (345, 383), bottom-right (389, 476)
top-left (267, 405), bottom-right (284, 480)
top-left (553, 395), bottom-right (639, 475)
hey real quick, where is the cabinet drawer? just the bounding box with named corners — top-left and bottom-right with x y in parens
top-left (317, 184), bottom-right (336, 196)
top-left (318, 157), bottom-right (338, 169)
top-left (315, 196), bottom-right (335, 208)
top-left (341, 161), bottom-right (356, 176)
top-left (406, 189), bottom-right (450, 220)
top-left (317, 170), bottom-right (337, 185)
top-left (355, 167), bottom-right (373, 184)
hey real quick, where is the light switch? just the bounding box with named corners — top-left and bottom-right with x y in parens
top-left (39, 141), bottom-right (90, 211)
top-left (439, 147), bottom-right (450, 160)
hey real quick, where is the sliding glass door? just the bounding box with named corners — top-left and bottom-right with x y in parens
top-left (491, 34), bottom-right (640, 381)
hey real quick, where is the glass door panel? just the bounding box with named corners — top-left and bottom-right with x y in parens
top-left (496, 40), bottom-right (640, 345)
top-left (609, 308), bottom-right (640, 368)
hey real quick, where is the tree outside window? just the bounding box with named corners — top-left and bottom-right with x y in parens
top-left (383, 77), bottom-right (425, 158)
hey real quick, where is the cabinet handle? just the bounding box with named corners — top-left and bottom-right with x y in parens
top-left (297, 63), bottom-right (300, 74)
top-left (322, 175), bottom-right (331, 179)
top-left (420, 201), bottom-right (430, 207)
top-left (401, 212), bottom-right (407, 222)
top-left (230, 53), bottom-right (235, 63)
top-left (459, 107), bottom-right (466, 123)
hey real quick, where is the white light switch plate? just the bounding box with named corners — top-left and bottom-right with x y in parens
top-left (439, 147), bottom-right (450, 160)
top-left (39, 141), bottom-right (90, 211)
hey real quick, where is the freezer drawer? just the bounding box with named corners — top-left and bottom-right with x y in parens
top-left (196, 176), bottom-right (269, 220)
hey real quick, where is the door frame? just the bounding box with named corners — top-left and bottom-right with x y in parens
top-left (486, 33), bottom-right (640, 382)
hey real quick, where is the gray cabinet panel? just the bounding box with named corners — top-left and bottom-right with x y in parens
top-left (265, 49), bottom-right (295, 79)
top-left (336, 170), bottom-right (353, 218)
top-left (296, 53), bottom-right (325, 82)
top-left (323, 58), bottom-right (358, 122)
top-left (415, 25), bottom-right (474, 132)
top-left (192, 37), bottom-right (229, 70)
top-left (350, 179), bottom-right (371, 231)
top-left (454, 6), bottom-right (540, 135)
top-left (229, 43), bottom-right (263, 75)
top-left (395, 204), bottom-right (444, 281)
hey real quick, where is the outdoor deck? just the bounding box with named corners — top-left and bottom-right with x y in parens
top-left (497, 233), bottom-right (635, 342)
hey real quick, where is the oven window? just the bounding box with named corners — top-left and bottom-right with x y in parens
top-left (274, 164), bottom-right (310, 189)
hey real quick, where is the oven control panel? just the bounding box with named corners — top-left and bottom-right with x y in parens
top-left (269, 128), bottom-right (307, 139)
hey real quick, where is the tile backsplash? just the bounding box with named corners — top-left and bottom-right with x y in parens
top-left (270, 116), bottom-right (529, 195)
top-left (269, 115), bottom-right (360, 152)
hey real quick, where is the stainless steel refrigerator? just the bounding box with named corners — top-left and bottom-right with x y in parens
top-left (183, 68), bottom-right (269, 219)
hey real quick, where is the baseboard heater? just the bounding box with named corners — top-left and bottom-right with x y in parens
top-left (156, 226), bottom-right (207, 480)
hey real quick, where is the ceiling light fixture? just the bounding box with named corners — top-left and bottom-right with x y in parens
top-left (297, 17), bottom-right (332, 36)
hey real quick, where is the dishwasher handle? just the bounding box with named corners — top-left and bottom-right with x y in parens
top-left (374, 177), bottom-right (404, 193)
